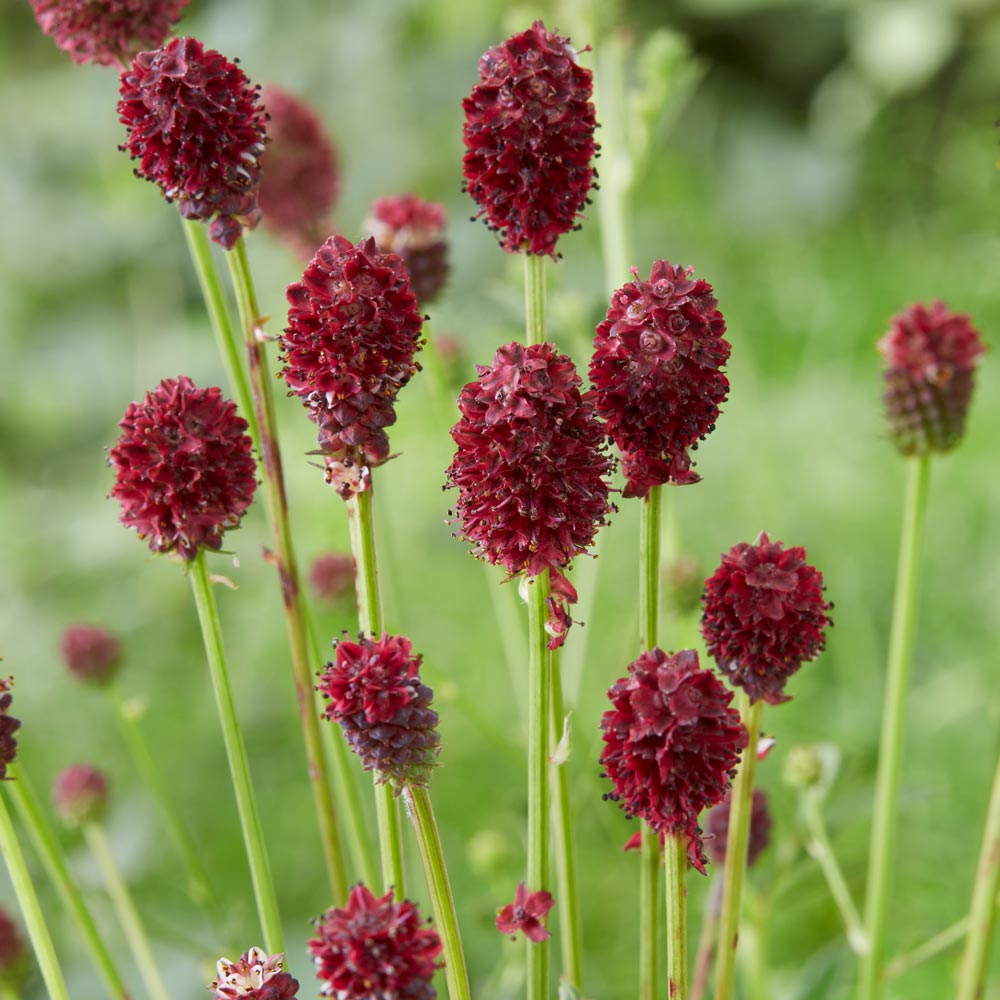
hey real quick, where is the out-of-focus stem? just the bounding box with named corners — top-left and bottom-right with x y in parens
top-left (690, 881), bottom-right (721, 1000)
top-left (665, 832), bottom-right (688, 1000)
top-left (884, 918), bottom-right (969, 979)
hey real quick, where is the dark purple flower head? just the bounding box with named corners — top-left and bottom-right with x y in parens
top-left (704, 788), bottom-right (772, 868)
top-left (281, 235), bottom-right (424, 493)
top-left (109, 376), bottom-right (257, 561)
top-left (30, 0), bottom-right (190, 67)
top-left (589, 261), bottom-right (730, 498)
top-left (495, 882), bottom-right (554, 943)
top-left (118, 37), bottom-right (267, 249)
top-left (446, 342), bottom-right (613, 578)
top-left (0, 680), bottom-right (20, 780)
top-left (462, 20), bottom-right (596, 257)
top-left (0, 907), bottom-right (26, 982)
top-left (364, 195), bottom-right (449, 306)
top-left (309, 553), bottom-right (355, 604)
top-left (317, 634), bottom-right (439, 787)
top-left (53, 765), bottom-right (109, 828)
top-left (600, 649), bottom-right (746, 872)
top-left (60, 625), bottom-right (122, 685)
top-left (309, 884), bottom-right (442, 1000)
top-left (878, 301), bottom-right (986, 456)
top-left (701, 533), bottom-right (833, 706)
top-left (211, 948), bottom-right (297, 1000)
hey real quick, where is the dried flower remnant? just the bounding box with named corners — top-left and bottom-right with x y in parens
top-left (309, 884), bottom-right (442, 1000)
top-left (589, 261), bottom-right (730, 498)
top-left (446, 342), bottom-right (613, 580)
top-left (60, 625), bottom-right (122, 685)
top-left (52, 766), bottom-right (109, 828)
top-left (600, 649), bottom-right (746, 872)
top-left (462, 20), bottom-right (597, 257)
top-left (317, 634), bottom-right (439, 787)
top-left (211, 948), bottom-right (298, 1000)
top-left (701, 533), bottom-right (833, 706)
top-left (118, 37), bottom-right (267, 249)
top-left (495, 882), bottom-right (555, 942)
top-left (704, 788), bottom-right (772, 867)
top-left (29, 0), bottom-right (190, 67)
top-left (878, 301), bottom-right (986, 456)
top-left (0, 679), bottom-right (20, 780)
top-left (109, 376), bottom-right (257, 561)
top-left (309, 553), bottom-right (355, 604)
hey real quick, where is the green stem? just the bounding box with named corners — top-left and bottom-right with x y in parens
top-left (0, 790), bottom-right (69, 1000)
top-left (524, 254), bottom-right (546, 347)
top-left (713, 694), bottom-right (762, 1000)
top-left (84, 823), bottom-right (169, 1000)
top-left (188, 551), bottom-right (283, 953)
top-left (226, 235), bottom-right (349, 904)
top-left (690, 882), bottom-right (721, 1000)
top-left (374, 780), bottom-right (406, 896)
top-left (884, 918), bottom-right (969, 980)
top-left (403, 785), bottom-right (472, 1000)
top-left (640, 827), bottom-right (663, 1000)
top-left (6, 767), bottom-right (128, 999)
top-left (858, 454), bottom-right (931, 1000)
top-left (665, 832), bottom-right (688, 1000)
top-left (640, 487), bottom-right (662, 651)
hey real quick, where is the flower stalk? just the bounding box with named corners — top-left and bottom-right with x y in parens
top-left (665, 832), bottom-right (688, 1000)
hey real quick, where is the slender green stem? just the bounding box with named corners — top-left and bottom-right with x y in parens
top-left (713, 694), bottom-right (762, 1000)
top-left (0, 790), bottom-right (69, 1000)
top-left (665, 832), bottom-right (688, 1000)
top-left (374, 781), bottom-right (406, 896)
top-left (84, 822), bottom-right (169, 1000)
top-left (691, 882), bottom-right (721, 1000)
top-left (188, 551), bottom-right (283, 953)
top-left (885, 918), bottom-right (969, 979)
top-left (0, 981), bottom-right (18, 1000)
top-left (640, 827), bottom-right (663, 1000)
top-left (735, 911), bottom-right (768, 1000)
top-left (524, 254), bottom-right (546, 347)
top-left (226, 235), bottom-right (349, 903)
top-left (6, 767), bottom-right (129, 999)
top-left (858, 454), bottom-right (931, 1000)
top-left (403, 785), bottom-right (472, 1000)
top-left (640, 487), bottom-right (662, 651)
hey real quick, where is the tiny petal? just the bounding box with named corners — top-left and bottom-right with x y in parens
top-left (53, 765), bottom-right (108, 828)
top-left (60, 625), bottom-right (122, 685)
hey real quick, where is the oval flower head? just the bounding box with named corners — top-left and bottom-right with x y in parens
top-left (211, 948), bottom-right (298, 999)
top-left (701, 532), bottom-right (833, 705)
top-left (53, 765), bottom-right (109, 828)
top-left (60, 625), bottom-right (122, 685)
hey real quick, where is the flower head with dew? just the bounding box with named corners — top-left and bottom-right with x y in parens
top-left (210, 948), bottom-right (298, 999)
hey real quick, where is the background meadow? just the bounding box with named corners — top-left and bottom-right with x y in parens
top-left (1, 0), bottom-right (999, 997)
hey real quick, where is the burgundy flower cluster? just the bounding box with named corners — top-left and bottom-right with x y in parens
top-left (309, 885), bottom-right (441, 1000)
top-left (53, 765), bottom-right (109, 828)
top-left (701, 533), bottom-right (833, 705)
top-left (589, 261), bottom-right (731, 498)
top-left (600, 649), bottom-right (746, 871)
top-left (109, 376), bottom-right (257, 561)
top-left (462, 20), bottom-right (596, 257)
top-left (211, 948), bottom-right (298, 1000)
top-left (0, 680), bottom-right (19, 781)
top-left (317, 634), bottom-right (439, 787)
top-left (878, 301), bottom-right (986, 456)
top-left (60, 624), bottom-right (122, 685)
top-left (281, 236), bottom-right (424, 495)
top-left (446, 342), bottom-right (613, 579)
top-left (118, 37), bottom-right (267, 249)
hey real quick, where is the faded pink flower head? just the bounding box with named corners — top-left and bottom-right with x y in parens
top-left (462, 20), bottom-right (596, 257)
top-left (118, 37), bottom-right (267, 249)
top-left (309, 885), bottom-right (442, 1000)
top-left (109, 376), bottom-right (257, 561)
top-left (53, 765), bottom-right (108, 828)
top-left (0, 907), bottom-right (26, 983)
top-left (495, 882), bottom-right (554, 943)
top-left (701, 533), bottom-right (833, 706)
top-left (600, 649), bottom-right (747, 872)
top-left (0, 679), bottom-right (20, 781)
top-left (211, 948), bottom-right (298, 1000)
top-left (878, 301), bottom-right (986, 456)
top-left (30, 0), bottom-right (190, 67)
top-left (309, 553), bottom-right (355, 604)
top-left (60, 625), bottom-right (122, 685)
top-left (705, 788), bottom-right (772, 868)
top-left (589, 261), bottom-right (730, 498)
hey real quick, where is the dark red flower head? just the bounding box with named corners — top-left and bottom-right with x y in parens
top-left (109, 376), bottom-right (257, 561)
top-left (495, 882), bottom-right (554, 943)
top-left (0, 907), bottom-right (26, 982)
top-left (211, 948), bottom-right (297, 1000)
top-left (309, 884), bottom-right (442, 1000)
top-left (878, 301), bottom-right (986, 456)
top-left (318, 634), bottom-right (439, 787)
top-left (309, 553), bottom-right (355, 604)
top-left (462, 20), bottom-right (596, 257)
top-left (701, 533), bottom-right (832, 706)
top-left (589, 261), bottom-right (730, 498)
top-left (118, 37), bottom-right (267, 249)
top-left (60, 625), bottom-right (122, 685)
top-left (446, 342), bottom-right (613, 578)
top-left (30, 0), bottom-right (190, 67)
top-left (0, 680), bottom-right (19, 781)
top-left (600, 649), bottom-right (746, 872)
top-left (53, 765), bottom-right (109, 828)
top-left (705, 788), bottom-right (772, 868)
top-left (281, 235), bottom-right (424, 493)
top-left (259, 85), bottom-right (339, 258)
top-left (363, 194), bottom-right (449, 306)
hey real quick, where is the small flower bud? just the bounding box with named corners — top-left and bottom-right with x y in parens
top-left (53, 765), bottom-right (108, 828)
top-left (704, 788), bottom-right (772, 868)
top-left (783, 743), bottom-right (839, 794)
top-left (308, 553), bottom-right (355, 605)
top-left (60, 625), bottom-right (122, 685)
top-left (211, 948), bottom-right (298, 999)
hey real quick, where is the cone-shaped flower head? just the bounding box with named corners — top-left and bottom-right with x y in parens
top-left (0, 679), bottom-right (20, 780)
top-left (363, 195), bottom-right (449, 306)
top-left (704, 788), bottom-right (772, 867)
top-left (53, 765), bottom-right (108, 828)
top-left (317, 634), bottom-right (439, 787)
top-left (309, 884), bottom-right (442, 1000)
top-left (462, 20), bottom-right (596, 257)
top-left (0, 908), bottom-right (27, 985)
top-left (446, 342), bottom-right (613, 578)
top-left (600, 648), bottom-right (746, 872)
top-left (281, 236), bottom-right (424, 493)
top-left (30, 0), bottom-right (190, 67)
top-left (878, 301), bottom-right (986, 456)
top-left (211, 948), bottom-right (298, 999)
top-left (589, 261), bottom-right (731, 498)
top-left (701, 532), bottom-right (833, 705)
top-left (309, 552), bottom-right (355, 604)
top-left (118, 37), bottom-right (267, 249)
top-left (259, 85), bottom-right (339, 257)
top-left (109, 376), bottom-right (257, 560)
top-left (495, 882), bottom-right (554, 943)
top-left (60, 624), bottom-right (122, 685)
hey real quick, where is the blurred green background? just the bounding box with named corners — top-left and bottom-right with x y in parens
top-left (2, 0), bottom-right (999, 997)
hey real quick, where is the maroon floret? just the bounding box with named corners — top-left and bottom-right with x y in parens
top-left (0, 680), bottom-right (20, 781)
top-left (60, 625), bottom-right (122, 685)
top-left (704, 788), bottom-right (772, 868)
top-left (495, 882), bottom-right (555, 943)
top-left (53, 765), bottom-right (109, 828)
top-left (211, 949), bottom-right (296, 999)
top-left (308, 553), bottom-right (355, 604)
